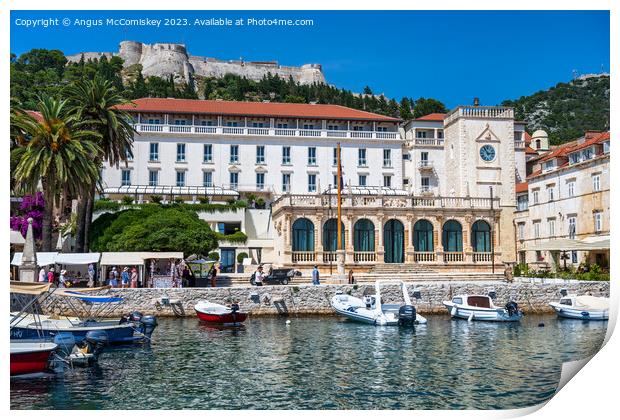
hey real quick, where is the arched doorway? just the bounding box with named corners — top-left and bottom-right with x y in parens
top-left (323, 219), bottom-right (345, 251)
top-left (354, 219), bottom-right (375, 252)
top-left (292, 218), bottom-right (314, 251)
top-left (413, 219), bottom-right (434, 252)
top-left (442, 220), bottom-right (463, 252)
top-left (384, 219), bottom-right (404, 263)
top-left (471, 220), bottom-right (491, 252)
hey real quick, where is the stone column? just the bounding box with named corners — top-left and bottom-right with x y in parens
top-left (376, 215), bottom-right (385, 262)
top-left (19, 218), bottom-right (38, 282)
top-left (405, 215), bottom-right (415, 263)
top-left (316, 216), bottom-right (324, 264)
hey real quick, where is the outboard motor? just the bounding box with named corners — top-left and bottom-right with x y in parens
top-left (230, 303), bottom-right (240, 313)
top-left (505, 301), bottom-right (520, 317)
top-left (129, 311), bottom-right (144, 323)
top-left (84, 330), bottom-right (109, 358)
top-left (398, 305), bottom-right (417, 327)
top-left (364, 295), bottom-right (375, 309)
top-left (140, 315), bottom-right (158, 339)
top-left (53, 332), bottom-right (76, 357)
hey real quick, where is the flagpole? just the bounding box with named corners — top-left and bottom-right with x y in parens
top-left (336, 142), bottom-right (345, 277)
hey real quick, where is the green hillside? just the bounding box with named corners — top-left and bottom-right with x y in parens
top-left (502, 75), bottom-right (610, 145)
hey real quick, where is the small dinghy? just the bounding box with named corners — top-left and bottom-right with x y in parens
top-left (549, 295), bottom-right (609, 320)
top-left (195, 301), bottom-right (247, 326)
top-left (443, 294), bottom-right (523, 322)
top-left (330, 280), bottom-right (427, 326)
top-left (10, 341), bottom-right (58, 376)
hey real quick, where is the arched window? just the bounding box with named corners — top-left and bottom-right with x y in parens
top-left (323, 219), bottom-right (345, 251)
top-left (354, 219), bottom-right (375, 252)
top-left (413, 219), bottom-right (434, 252)
top-left (535, 139), bottom-right (541, 149)
top-left (384, 219), bottom-right (404, 263)
top-left (292, 218), bottom-right (314, 252)
top-left (471, 220), bottom-right (491, 252)
top-left (442, 220), bottom-right (463, 252)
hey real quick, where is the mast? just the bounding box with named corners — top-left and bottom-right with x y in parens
top-left (337, 142), bottom-right (342, 254)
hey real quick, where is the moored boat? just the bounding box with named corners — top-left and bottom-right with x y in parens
top-left (549, 295), bottom-right (609, 320)
top-left (443, 294), bottom-right (523, 322)
top-left (330, 280), bottom-right (427, 326)
top-left (10, 341), bottom-right (58, 376)
top-left (195, 301), bottom-right (247, 326)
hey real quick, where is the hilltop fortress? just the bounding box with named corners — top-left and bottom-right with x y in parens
top-left (66, 40), bottom-right (326, 85)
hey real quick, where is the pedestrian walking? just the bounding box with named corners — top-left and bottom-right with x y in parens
top-left (109, 267), bottom-right (118, 288)
top-left (130, 268), bottom-right (138, 288)
top-left (59, 270), bottom-right (67, 288)
top-left (38, 268), bottom-right (46, 283)
top-left (312, 265), bottom-right (320, 285)
top-left (254, 265), bottom-right (264, 286)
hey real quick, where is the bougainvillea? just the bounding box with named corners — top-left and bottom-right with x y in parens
top-left (10, 192), bottom-right (45, 240)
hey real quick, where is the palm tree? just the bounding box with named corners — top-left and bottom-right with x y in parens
top-left (11, 97), bottom-right (102, 251)
top-left (64, 76), bottom-right (136, 252)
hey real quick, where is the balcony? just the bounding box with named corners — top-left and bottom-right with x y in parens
top-left (133, 124), bottom-right (400, 140)
top-left (473, 252), bottom-right (492, 263)
top-left (514, 140), bottom-right (525, 149)
top-left (444, 106), bottom-right (514, 126)
top-left (414, 138), bottom-right (444, 147)
top-left (414, 252), bottom-right (436, 262)
top-left (418, 160), bottom-right (434, 171)
top-left (292, 251), bottom-right (316, 263)
top-left (353, 252), bottom-right (376, 263)
top-left (443, 252), bottom-right (464, 263)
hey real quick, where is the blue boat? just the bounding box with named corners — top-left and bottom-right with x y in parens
top-left (10, 284), bottom-right (157, 345)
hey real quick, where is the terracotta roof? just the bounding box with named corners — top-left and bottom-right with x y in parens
top-left (524, 132), bottom-right (532, 145)
top-left (527, 169), bottom-right (542, 179)
top-left (525, 146), bottom-right (538, 154)
top-left (567, 131), bottom-right (609, 154)
top-left (515, 182), bottom-right (528, 193)
top-left (414, 113), bottom-right (446, 122)
top-left (116, 98), bottom-right (400, 122)
top-left (538, 140), bottom-right (578, 163)
top-left (539, 131), bottom-right (609, 162)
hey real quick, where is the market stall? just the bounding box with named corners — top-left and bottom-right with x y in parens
top-left (99, 252), bottom-right (184, 287)
top-left (54, 253), bottom-right (101, 287)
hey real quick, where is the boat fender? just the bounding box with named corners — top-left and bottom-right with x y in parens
top-left (450, 306), bottom-right (457, 317)
top-left (581, 311), bottom-right (590, 318)
top-left (468, 312), bottom-right (474, 322)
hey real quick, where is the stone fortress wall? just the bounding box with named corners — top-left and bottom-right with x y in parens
top-left (66, 40), bottom-right (326, 86)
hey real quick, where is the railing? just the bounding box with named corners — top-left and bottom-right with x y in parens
top-left (473, 252), bottom-right (492, 263)
top-left (354, 251), bottom-right (376, 262)
top-left (418, 160), bottom-right (434, 169)
top-left (323, 252), bottom-right (337, 263)
top-left (273, 194), bottom-right (501, 212)
top-left (414, 138), bottom-right (444, 146)
top-left (133, 124), bottom-right (400, 140)
top-left (414, 252), bottom-right (436, 262)
top-left (292, 252), bottom-right (316, 263)
top-left (444, 252), bottom-right (464, 263)
top-left (514, 141), bottom-right (525, 149)
top-left (444, 106), bottom-right (514, 126)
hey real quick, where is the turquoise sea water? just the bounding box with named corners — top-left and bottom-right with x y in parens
top-left (11, 314), bottom-right (607, 410)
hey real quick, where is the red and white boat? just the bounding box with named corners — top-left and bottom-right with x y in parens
top-left (10, 341), bottom-right (58, 376)
top-left (195, 301), bottom-right (247, 326)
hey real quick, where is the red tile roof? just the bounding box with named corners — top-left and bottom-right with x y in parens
top-left (414, 113), bottom-right (446, 122)
top-left (116, 98), bottom-right (400, 122)
top-left (538, 140), bottom-right (578, 163)
top-left (515, 182), bottom-right (528, 193)
top-left (539, 131), bottom-right (609, 162)
top-left (567, 131), bottom-right (609, 154)
top-left (524, 132), bottom-right (532, 145)
top-left (525, 146), bottom-right (538, 154)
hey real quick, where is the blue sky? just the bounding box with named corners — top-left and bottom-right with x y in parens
top-left (10, 10), bottom-right (610, 107)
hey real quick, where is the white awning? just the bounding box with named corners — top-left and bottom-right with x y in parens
top-left (99, 251), bottom-right (184, 266)
top-left (55, 253), bottom-right (101, 265)
top-left (11, 252), bottom-right (59, 267)
top-left (102, 185), bottom-right (239, 197)
top-left (10, 230), bottom-right (25, 245)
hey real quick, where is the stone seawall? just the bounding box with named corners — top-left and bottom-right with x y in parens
top-left (39, 280), bottom-right (609, 318)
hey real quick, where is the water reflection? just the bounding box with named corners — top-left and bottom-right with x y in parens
top-left (11, 314), bottom-right (606, 410)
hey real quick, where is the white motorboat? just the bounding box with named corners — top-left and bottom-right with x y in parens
top-left (443, 294), bottom-right (523, 322)
top-left (330, 280), bottom-right (427, 326)
top-left (549, 295), bottom-right (609, 320)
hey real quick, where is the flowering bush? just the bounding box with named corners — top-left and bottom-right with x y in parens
top-left (10, 192), bottom-right (45, 240)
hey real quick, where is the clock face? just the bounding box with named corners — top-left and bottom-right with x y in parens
top-left (480, 145), bottom-right (496, 162)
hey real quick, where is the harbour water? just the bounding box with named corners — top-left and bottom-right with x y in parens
top-left (11, 314), bottom-right (606, 410)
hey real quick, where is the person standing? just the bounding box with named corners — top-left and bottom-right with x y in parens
top-left (130, 268), bottom-right (138, 288)
top-left (47, 267), bottom-right (55, 284)
top-left (108, 268), bottom-right (118, 288)
top-left (312, 265), bottom-right (320, 285)
top-left (121, 267), bottom-right (130, 288)
top-left (254, 265), bottom-right (264, 286)
top-left (59, 270), bottom-right (67, 288)
top-left (209, 264), bottom-right (218, 288)
top-left (87, 263), bottom-right (95, 288)
top-left (348, 269), bottom-right (355, 285)
top-left (38, 267), bottom-right (46, 283)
